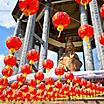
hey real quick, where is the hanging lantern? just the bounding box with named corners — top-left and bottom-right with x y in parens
top-left (17, 74), bottom-right (26, 86)
top-left (18, 0), bottom-right (39, 16)
top-left (20, 85), bottom-right (29, 92)
top-left (2, 68), bottom-right (13, 77)
top-left (45, 77), bottom-right (54, 89)
top-left (43, 59), bottom-right (54, 73)
top-left (78, 24), bottom-right (94, 41)
top-left (73, 76), bottom-right (81, 86)
top-left (34, 72), bottom-right (44, 84)
top-left (65, 72), bottom-right (74, 83)
top-left (11, 82), bottom-right (19, 90)
top-left (27, 49), bottom-right (40, 65)
top-left (38, 82), bottom-right (45, 91)
top-left (54, 80), bottom-right (63, 90)
top-left (6, 36), bottom-right (22, 54)
top-left (55, 67), bottom-right (64, 79)
top-left (80, 78), bottom-right (87, 88)
top-left (100, 4), bottom-right (104, 18)
top-left (75, 0), bottom-right (92, 9)
top-left (99, 33), bottom-right (104, 45)
top-left (21, 64), bottom-right (32, 76)
top-left (4, 55), bottom-right (17, 69)
top-left (27, 79), bottom-right (36, 88)
top-left (52, 12), bottom-right (70, 38)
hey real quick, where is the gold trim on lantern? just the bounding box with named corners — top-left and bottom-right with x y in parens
top-left (9, 48), bottom-right (16, 54)
top-left (29, 60), bottom-right (34, 65)
top-left (83, 36), bottom-right (89, 41)
top-left (23, 73), bottom-right (27, 77)
top-left (6, 65), bottom-right (11, 70)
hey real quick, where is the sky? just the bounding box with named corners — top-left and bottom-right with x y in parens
top-left (0, 0), bottom-right (100, 76)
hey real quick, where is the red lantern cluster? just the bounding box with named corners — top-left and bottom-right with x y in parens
top-left (18, 0), bottom-right (39, 16)
top-left (100, 4), bottom-right (104, 18)
top-left (52, 12), bottom-right (70, 37)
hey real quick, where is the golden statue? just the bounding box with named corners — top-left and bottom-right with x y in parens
top-left (58, 36), bottom-right (82, 72)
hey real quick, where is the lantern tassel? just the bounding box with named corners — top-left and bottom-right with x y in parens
top-left (58, 31), bottom-right (61, 38)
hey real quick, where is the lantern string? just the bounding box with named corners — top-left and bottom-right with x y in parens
top-left (39, 1), bottom-right (81, 24)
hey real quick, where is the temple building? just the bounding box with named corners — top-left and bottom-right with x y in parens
top-left (11, 0), bottom-right (104, 73)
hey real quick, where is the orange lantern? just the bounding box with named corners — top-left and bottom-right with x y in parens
top-left (18, 0), bottom-right (39, 16)
top-left (75, 0), bottom-right (92, 9)
top-left (52, 12), bottom-right (70, 38)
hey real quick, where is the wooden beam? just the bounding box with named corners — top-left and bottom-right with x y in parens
top-left (48, 38), bottom-right (82, 48)
top-left (51, 0), bottom-right (74, 4)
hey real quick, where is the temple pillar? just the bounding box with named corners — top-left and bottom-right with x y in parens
top-left (38, 3), bottom-right (50, 72)
top-left (13, 14), bottom-right (24, 74)
top-left (18, 14), bottom-right (36, 73)
top-left (80, 5), bottom-right (94, 71)
top-left (89, 0), bottom-right (104, 70)
top-left (13, 14), bottom-right (24, 36)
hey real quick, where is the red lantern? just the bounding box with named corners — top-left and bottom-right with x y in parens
top-left (27, 49), bottom-right (40, 64)
top-left (18, 0), bottom-right (39, 16)
top-left (27, 79), bottom-right (36, 87)
top-left (17, 74), bottom-right (26, 85)
top-left (80, 79), bottom-right (87, 87)
top-left (78, 24), bottom-right (94, 40)
top-left (20, 85), bottom-right (29, 92)
top-left (21, 64), bottom-right (32, 75)
top-left (17, 90), bottom-right (23, 100)
top-left (38, 82), bottom-right (45, 91)
top-left (55, 67), bottom-right (64, 79)
top-left (11, 82), bottom-right (19, 90)
top-left (100, 4), bottom-right (104, 18)
top-left (52, 12), bottom-right (70, 37)
top-left (43, 59), bottom-right (54, 73)
top-left (73, 76), bottom-right (81, 85)
top-left (4, 55), bottom-right (17, 67)
top-left (6, 89), bottom-right (13, 96)
top-left (34, 72), bottom-right (44, 82)
top-left (45, 77), bottom-right (54, 86)
top-left (65, 72), bottom-right (74, 83)
top-left (29, 88), bottom-right (37, 95)
top-left (55, 81), bottom-right (63, 90)
top-left (63, 84), bottom-right (69, 92)
top-left (75, 0), bottom-right (92, 8)
top-left (6, 36), bottom-right (22, 53)
top-left (0, 94), bottom-right (5, 101)
top-left (99, 33), bottom-right (104, 45)
top-left (2, 68), bottom-right (13, 77)
top-left (2, 78), bottom-right (8, 86)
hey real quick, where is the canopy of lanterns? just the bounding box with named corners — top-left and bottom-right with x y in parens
top-left (0, 35), bottom-right (104, 103)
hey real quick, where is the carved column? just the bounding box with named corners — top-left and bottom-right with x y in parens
top-left (18, 14), bottom-right (36, 73)
top-left (89, 0), bottom-right (104, 70)
top-left (38, 3), bottom-right (50, 72)
top-left (80, 5), bottom-right (94, 71)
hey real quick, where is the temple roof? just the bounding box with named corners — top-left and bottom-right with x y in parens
top-left (11, 0), bottom-right (103, 52)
